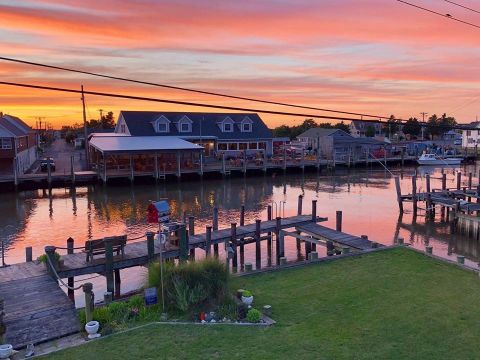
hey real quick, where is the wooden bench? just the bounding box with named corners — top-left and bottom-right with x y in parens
top-left (84, 235), bottom-right (127, 262)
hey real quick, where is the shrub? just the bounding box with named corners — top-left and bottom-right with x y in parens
top-left (217, 297), bottom-right (238, 320)
top-left (242, 290), bottom-right (252, 298)
top-left (147, 258), bottom-right (230, 315)
top-left (246, 308), bottom-right (262, 323)
top-left (37, 252), bottom-right (61, 264)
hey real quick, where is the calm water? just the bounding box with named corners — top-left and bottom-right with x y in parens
top-left (2, 164), bottom-right (479, 305)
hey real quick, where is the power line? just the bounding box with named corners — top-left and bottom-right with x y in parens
top-left (397, 0), bottom-right (480, 29)
top-left (0, 80), bottom-right (474, 131)
top-left (0, 55), bottom-right (397, 121)
top-left (444, 0), bottom-right (480, 14)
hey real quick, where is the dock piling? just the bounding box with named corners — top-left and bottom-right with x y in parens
top-left (336, 211), bottom-right (343, 232)
top-left (188, 216), bottom-right (195, 260)
top-left (205, 226), bottom-right (212, 257)
top-left (240, 205), bottom-right (245, 269)
top-left (231, 223), bottom-right (238, 270)
top-left (394, 176), bottom-right (403, 213)
top-left (104, 237), bottom-right (114, 296)
top-left (311, 199), bottom-right (317, 222)
top-left (146, 232), bottom-right (155, 260)
top-left (255, 219), bottom-right (261, 269)
top-left (297, 195), bottom-right (303, 215)
top-left (426, 174), bottom-right (431, 194)
top-left (83, 283), bottom-right (94, 323)
top-left (45, 246), bottom-right (58, 278)
top-left (457, 172), bottom-right (461, 190)
top-left (469, 172), bottom-right (473, 189)
top-left (275, 217), bottom-right (282, 264)
top-left (67, 237), bottom-right (75, 301)
top-left (213, 207), bottom-right (219, 257)
top-left (178, 225), bottom-right (188, 262)
top-left (412, 175), bottom-right (418, 216)
top-left (442, 173), bottom-right (447, 191)
top-left (25, 246), bottom-right (32, 262)
top-left (267, 205), bottom-right (273, 265)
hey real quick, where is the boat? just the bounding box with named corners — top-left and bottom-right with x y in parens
top-left (417, 153), bottom-right (462, 166)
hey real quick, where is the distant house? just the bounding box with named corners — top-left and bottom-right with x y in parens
top-left (0, 114), bottom-right (37, 174)
top-left (114, 111), bottom-right (274, 156)
top-left (297, 128), bottom-right (385, 160)
top-left (349, 121), bottom-right (383, 138)
top-left (462, 122), bottom-right (480, 148)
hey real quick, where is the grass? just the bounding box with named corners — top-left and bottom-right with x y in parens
top-left (44, 248), bottom-right (480, 359)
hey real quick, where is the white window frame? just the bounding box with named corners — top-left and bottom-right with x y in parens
top-left (223, 122), bottom-right (233, 133)
top-left (0, 138), bottom-right (12, 150)
top-left (157, 122), bottom-right (169, 133)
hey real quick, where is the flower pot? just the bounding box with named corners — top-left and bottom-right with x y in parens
top-left (0, 344), bottom-right (13, 360)
top-left (241, 295), bottom-right (253, 306)
top-left (85, 321), bottom-right (101, 339)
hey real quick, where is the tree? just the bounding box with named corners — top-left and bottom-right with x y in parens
top-left (101, 111), bottom-right (115, 129)
top-left (438, 113), bottom-right (456, 134)
top-left (334, 121), bottom-right (350, 133)
top-left (365, 125), bottom-right (375, 137)
top-left (383, 115), bottom-right (401, 138)
top-left (403, 117), bottom-right (421, 137)
top-left (426, 114), bottom-right (440, 139)
top-left (272, 125), bottom-right (292, 138)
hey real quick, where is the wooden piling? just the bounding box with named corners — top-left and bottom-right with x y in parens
top-left (457, 172), bottom-right (461, 190)
top-left (213, 207), bottom-right (219, 257)
top-left (240, 205), bottom-right (245, 268)
top-left (412, 175), bottom-right (418, 216)
top-left (326, 240), bottom-right (334, 256)
top-left (188, 216), bottom-right (195, 260)
top-left (442, 173), bottom-right (447, 190)
top-left (231, 223), bottom-right (238, 270)
top-left (469, 172), bottom-right (473, 189)
top-left (275, 217), bottom-right (282, 264)
top-left (70, 155), bottom-right (75, 185)
top-left (114, 269), bottom-right (121, 298)
top-left (426, 174), bottom-right (431, 194)
top-left (67, 237), bottom-right (74, 301)
top-left (297, 195), bottom-right (303, 215)
top-left (311, 199), bottom-right (317, 222)
top-left (394, 176), bottom-right (403, 213)
top-left (104, 237), bottom-right (114, 296)
top-left (205, 226), bottom-right (212, 257)
top-left (82, 282), bottom-right (94, 323)
top-left (255, 219), bottom-right (261, 269)
top-left (44, 246), bottom-right (58, 278)
top-left (178, 225), bottom-right (188, 262)
top-left (336, 211), bottom-right (343, 232)
top-left (146, 232), bottom-right (155, 260)
top-left (267, 205), bottom-right (273, 264)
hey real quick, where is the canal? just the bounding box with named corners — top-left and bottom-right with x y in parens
top-left (1, 163), bottom-right (478, 305)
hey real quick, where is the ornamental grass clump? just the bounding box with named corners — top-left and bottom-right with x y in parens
top-left (147, 257), bottom-right (230, 315)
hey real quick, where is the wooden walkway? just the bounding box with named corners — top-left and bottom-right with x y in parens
top-left (296, 223), bottom-right (376, 250)
top-left (0, 274), bottom-right (79, 349)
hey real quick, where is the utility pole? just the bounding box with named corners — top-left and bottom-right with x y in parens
top-left (81, 85), bottom-right (89, 168)
top-left (420, 112), bottom-right (428, 141)
top-left (98, 109), bottom-right (104, 121)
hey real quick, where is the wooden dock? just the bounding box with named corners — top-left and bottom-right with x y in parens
top-left (0, 274), bottom-right (79, 349)
top-left (296, 223), bottom-right (377, 250)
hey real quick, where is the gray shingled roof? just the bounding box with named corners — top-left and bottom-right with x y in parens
top-left (298, 128), bottom-right (344, 138)
top-left (119, 111), bottom-right (273, 140)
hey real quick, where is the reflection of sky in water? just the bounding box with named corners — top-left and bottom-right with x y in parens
top-left (1, 164), bottom-right (479, 306)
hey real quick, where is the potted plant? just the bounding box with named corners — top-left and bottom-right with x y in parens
top-left (0, 344), bottom-right (13, 360)
top-left (241, 290), bottom-right (253, 306)
top-left (85, 321), bottom-right (101, 339)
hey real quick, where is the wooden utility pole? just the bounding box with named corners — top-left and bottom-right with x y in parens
top-left (81, 85), bottom-right (89, 168)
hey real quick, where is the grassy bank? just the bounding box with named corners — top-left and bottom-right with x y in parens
top-left (44, 248), bottom-right (480, 359)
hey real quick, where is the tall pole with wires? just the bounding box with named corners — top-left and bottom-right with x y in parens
top-left (420, 112), bottom-right (428, 140)
top-left (81, 85), bottom-right (89, 168)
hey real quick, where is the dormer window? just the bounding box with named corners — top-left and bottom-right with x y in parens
top-left (154, 115), bottom-right (170, 133)
top-left (241, 117), bottom-right (253, 132)
top-left (177, 116), bottom-right (193, 133)
top-left (180, 123), bottom-right (191, 132)
top-left (158, 122), bottom-right (169, 132)
top-left (223, 123), bottom-right (233, 132)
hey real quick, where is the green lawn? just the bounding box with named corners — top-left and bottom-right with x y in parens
top-left (44, 248), bottom-right (480, 359)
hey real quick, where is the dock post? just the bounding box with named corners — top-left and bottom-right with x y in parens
top-left (188, 216), bottom-right (195, 260)
top-left (179, 225), bottom-right (188, 262)
top-left (457, 172), bottom-right (461, 190)
top-left (231, 223), bottom-right (238, 270)
top-left (394, 176), bottom-right (403, 213)
top-left (469, 172), bottom-right (473, 189)
top-left (104, 237), bottom-right (114, 296)
top-left (255, 219), bottom-right (261, 269)
top-left (200, 152), bottom-right (204, 176)
top-left (240, 206), bottom-right (245, 269)
top-left (213, 207), bottom-right (219, 257)
top-left (243, 151), bottom-right (247, 174)
top-left (205, 226), bottom-right (212, 257)
top-left (412, 175), bottom-right (418, 216)
top-left (47, 160), bottom-right (52, 187)
top-left (426, 193), bottom-right (433, 220)
top-left (326, 240), bottom-right (334, 256)
top-left (336, 211), bottom-right (343, 232)
top-left (44, 246), bottom-right (58, 278)
top-left (25, 246), bottom-right (32, 262)
top-left (311, 199), bottom-right (317, 222)
top-left (222, 153), bottom-right (226, 175)
top-left (13, 157), bottom-right (18, 189)
top-left (70, 155), bottom-right (75, 185)
top-left (154, 153), bottom-right (159, 179)
top-left (146, 232), bottom-right (155, 260)
top-left (129, 155), bottom-right (134, 183)
top-left (426, 174), bottom-right (431, 194)
top-left (267, 205), bottom-right (272, 266)
top-left (82, 283), bottom-right (94, 323)
top-left (67, 237), bottom-right (75, 301)
top-left (177, 152), bottom-right (182, 178)
top-left (297, 194), bottom-right (303, 215)
top-left (442, 173), bottom-right (447, 190)
top-left (275, 217), bottom-right (282, 264)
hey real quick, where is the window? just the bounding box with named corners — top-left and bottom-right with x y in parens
top-left (228, 143), bottom-right (238, 150)
top-left (0, 138), bottom-right (12, 150)
top-left (467, 130), bottom-right (472, 136)
top-left (120, 124), bottom-right (126, 133)
top-left (180, 123), bottom-right (191, 132)
top-left (239, 143), bottom-right (247, 150)
top-left (157, 123), bottom-right (168, 133)
top-left (258, 142), bottom-right (266, 150)
top-left (223, 123), bottom-right (233, 132)
top-left (218, 143), bottom-right (227, 151)
top-left (242, 123), bottom-right (252, 132)
top-left (249, 142), bottom-right (257, 150)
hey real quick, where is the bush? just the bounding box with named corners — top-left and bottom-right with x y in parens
top-left (246, 308), bottom-right (262, 323)
top-left (37, 252), bottom-right (61, 264)
top-left (147, 258), bottom-right (230, 315)
top-left (242, 290), bottom-right (252, 298)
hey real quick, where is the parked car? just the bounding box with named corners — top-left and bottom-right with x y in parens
top-left (40, 158), bottom-right (56, 172)
top-left (454, 139), bottom-right (462, 146)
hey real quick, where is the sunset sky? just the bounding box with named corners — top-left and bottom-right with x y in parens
top-left (0, 0), bottom-right (479, 128)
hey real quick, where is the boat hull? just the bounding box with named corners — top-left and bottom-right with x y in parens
top-left (417, 158), bottom-right (462, 165)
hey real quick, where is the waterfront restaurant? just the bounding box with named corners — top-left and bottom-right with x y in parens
top-left (88, 134), bottom-right (204, 181)
top-left (113, 111), bottom-right (275, 158)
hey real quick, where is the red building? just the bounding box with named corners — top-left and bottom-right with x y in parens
top-left (0, 114), bottom-right (37, 175)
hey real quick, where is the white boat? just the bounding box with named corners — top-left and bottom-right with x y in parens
top-left (417, 153), bottom-right (462, 166)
